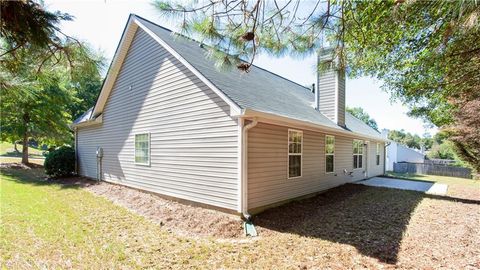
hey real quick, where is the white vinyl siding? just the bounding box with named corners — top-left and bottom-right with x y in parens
top-left (336, 71), bottom-right (346, 126)
top-left (325, 135), bottom-right (335, 173)
top-left (76, 28), bottom-right (239, 210)
top-left (353, 139), bottom-right (364, 169)
top-left (318, 69), bottom-right (336, 122)
top-left (288, 129), bottom-right (303, 178)
top-left (247, 122), bottom-right (383, 210)
top-left (369, 141), bottom-right (385, 177)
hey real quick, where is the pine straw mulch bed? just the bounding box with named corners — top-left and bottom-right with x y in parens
top-left (75, 176), bottom-right (479, 268)
top-left (80, 179), bottom-right (244, 239)
top-left (253, 183), bottom-right (480, 269)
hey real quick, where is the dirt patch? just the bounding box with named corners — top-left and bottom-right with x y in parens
top-left (80, 179), bottom-right (244, 239)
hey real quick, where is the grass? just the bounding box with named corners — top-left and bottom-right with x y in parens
top-left (0, 157), bottom-right (44, 165)
top-left (0, 168), bottom-right (235, 269)
top-left (1, 166), bottom-right (479, 269)
top-left (0, 142), bottom-right (45, 165)
top-left (385, 171), bottom-right (480, 187)
top-left (0, 141), bottom-right (45, 158)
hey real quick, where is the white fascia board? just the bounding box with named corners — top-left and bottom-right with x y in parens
top-left (237, 108), bottom-right (388, 142)
top-left (134, 18), bottom-right (242, 116)
top-left (92, 16), bottom-right (139, 117)
top-left (71, 114), bottom-right (103, 128)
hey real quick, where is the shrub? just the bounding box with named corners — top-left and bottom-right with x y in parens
top-left (44, 146), bottom-right (75, 177)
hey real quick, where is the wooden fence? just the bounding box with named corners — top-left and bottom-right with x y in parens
top-left (393, 162), bottom-right (472, 179)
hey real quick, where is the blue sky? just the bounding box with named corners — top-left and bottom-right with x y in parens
top-left (45, 0), bottom-right (437, 136)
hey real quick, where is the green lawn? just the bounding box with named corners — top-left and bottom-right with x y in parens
top-left (0, 168), bottom-right (236, 269)
top-left (0, 142), bottom-right (45, 165)
top-left (0, 141), bottom-right (45, 158)
top-left (386, 171), bottom-right (480, 187)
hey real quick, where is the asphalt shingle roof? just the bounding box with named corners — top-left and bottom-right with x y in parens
top-left (74, 15), bottom-right (383, 141)
top-left (73, 107), bottom-right (93, 125)
top-left (137, 16), bottom-right (383, 140)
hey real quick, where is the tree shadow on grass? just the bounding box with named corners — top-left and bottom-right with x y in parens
top-left (253, 184), bottom-right (480, 264)
top-left (0, 166), bottom-right (98, 190)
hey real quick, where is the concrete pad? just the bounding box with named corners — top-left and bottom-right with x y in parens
top-left (357, 177), bottom-right (448, 195)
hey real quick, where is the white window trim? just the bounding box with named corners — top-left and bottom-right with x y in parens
top-left (325, 135), bottom-right (335, 174)
top-left (287, 129), bottom-right (303, 179)
top-left (353, 139), bottom-right (364, 170)
top-left (134, 132), bottom-right (151, 166)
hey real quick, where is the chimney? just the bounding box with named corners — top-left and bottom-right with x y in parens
top-left (381, 129), bottom-right (390, 139)
top-left (316, 48), bottom-right (346, 127)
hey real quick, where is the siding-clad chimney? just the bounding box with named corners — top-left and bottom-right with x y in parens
top-left (316, 48), bottom-right (346, 127)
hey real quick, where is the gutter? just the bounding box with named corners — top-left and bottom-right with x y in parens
top-left (240, 117), bottom-right (258, 221)
top-left (70, 114), bottom-right (103, 129)
top-left (235, 109), bottom-right (388, 143)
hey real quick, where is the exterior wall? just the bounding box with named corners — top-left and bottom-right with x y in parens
top-left (247, 122), bottom-right (384, 210)
top-left (386, 141), bottom-right (397, 171)
top-left (317, 63), bottom-right (345, 126)
top-left (318, 69), bottom-right (336, 122)
top-left (77, 28), bottom-right (239, 210)
top-left (367, 141), bottom-right (385, 177)
top-left (385, 142), bottom-right (424, 171)
top-left (337, 72), bottom-right (346, 127)
top-left (397, 144), bottom-right (425, 163)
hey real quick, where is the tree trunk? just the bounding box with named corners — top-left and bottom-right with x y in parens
top-left (21, 132), bottom-right (29, 165)
top-left (21, 112), bottom-right (30, 165)
top-left (14, 141), bottom-right (19, 153)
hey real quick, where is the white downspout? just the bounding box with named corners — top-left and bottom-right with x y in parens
top-left (241, 117), bottom-right (258, 220)
top-left (74, 127), bottom-right (78, 175)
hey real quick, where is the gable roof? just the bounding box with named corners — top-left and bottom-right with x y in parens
top-left (74, 14), bottom-right (384, 141)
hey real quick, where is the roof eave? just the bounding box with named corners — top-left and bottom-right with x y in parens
top-left (92, 15), bottom-right (139, 117)
top-left (71, 114), bottom-right (103, 129)
top-left (237, 108), bottom-right (388, 142)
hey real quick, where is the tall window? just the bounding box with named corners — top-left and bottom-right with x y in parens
top-left (288, 129), bottom-right (302, 178)
top-left (353, 139), bottom-right (364, 169)
top-left (325, 135), bottom-right (335, 173)
top-left (376, 143), bottom-right (381, 165)
top-left (135, 133), bottom-right (150, 165)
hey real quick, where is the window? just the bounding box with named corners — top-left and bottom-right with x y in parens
top-left (135, 133), bottom-right (150, 165)
top-left (288, 129), bottom-right (302, 178)
top-left (353, 139), bottom-right (364, 169)
top-left (325, 135), bottom-right (335, 173)
top-left (376, 143), bottom-right (381, 165)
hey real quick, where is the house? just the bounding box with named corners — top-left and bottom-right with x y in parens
top-left (381, 131), bottom-right (425, 171)
top-left (72, 14), bottom-right (386, 217)
top-left (385, 141), bottom-right (425, 171)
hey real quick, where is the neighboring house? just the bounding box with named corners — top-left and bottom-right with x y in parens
top-left (72, 14), bottom-right (386, 216)
top-left (384, 140), bottom-right (425, 171)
